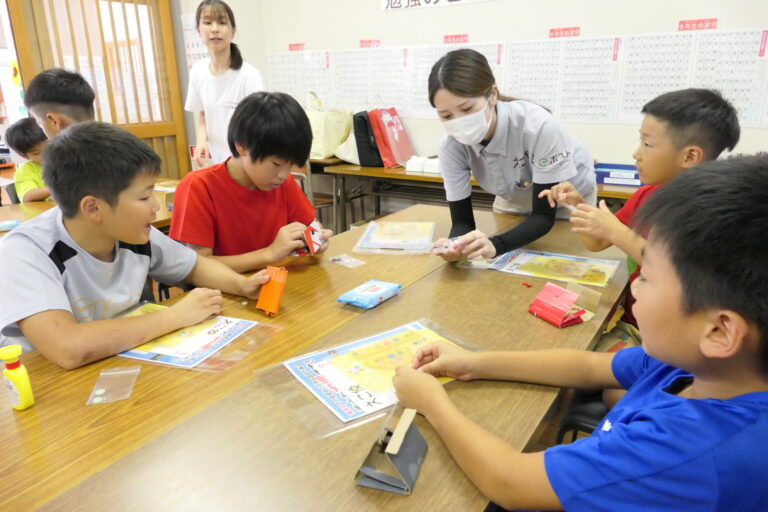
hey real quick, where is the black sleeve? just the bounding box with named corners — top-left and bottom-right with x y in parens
top-left (489, 182), bottom-right (557, 255)
top-left (447, 196), bottom-right (476, 238)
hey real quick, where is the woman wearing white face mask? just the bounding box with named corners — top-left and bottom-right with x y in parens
top-left (429, 49), bottom-right (596, 261)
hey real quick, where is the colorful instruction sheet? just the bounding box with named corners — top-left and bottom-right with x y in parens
top-left (119, 303), bottom-right (256, 368)
top-left (354, 221), bottom-right (435, 253)
top-left (491, 249), bottom-right (620, 287)
top-left (284, 320), bottom-right (454, 422)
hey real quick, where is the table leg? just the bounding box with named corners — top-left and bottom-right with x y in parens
top-left (373, 180), bottom-right (381, 217)
top-left (333, 174), bottom-right (347, 233)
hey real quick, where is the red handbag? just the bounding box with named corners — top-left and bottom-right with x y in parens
top-left (368, 108), bottom-right (415, 168)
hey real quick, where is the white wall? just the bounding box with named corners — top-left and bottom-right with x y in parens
top-left (174, 0), bottom-right (768, 163)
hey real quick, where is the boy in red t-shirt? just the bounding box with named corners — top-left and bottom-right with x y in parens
top-left (170, 92), bottom-right (333, 273)
top-left (541, 89), bottom-right (740, 352)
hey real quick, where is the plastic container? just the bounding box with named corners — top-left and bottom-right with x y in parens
top-left (0, 344), bottom-right (35, 410)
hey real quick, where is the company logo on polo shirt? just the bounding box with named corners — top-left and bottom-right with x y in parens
top-left (601, 419), bottom-right (613, 432)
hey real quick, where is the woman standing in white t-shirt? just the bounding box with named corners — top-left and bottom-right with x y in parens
top-left (429, 49), bottom-right (596, 261)
top-left (187, 0), bottom-right (264, 166)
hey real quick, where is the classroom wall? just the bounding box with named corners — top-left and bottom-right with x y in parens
top-left (173, 0), bottom-right (768, 165)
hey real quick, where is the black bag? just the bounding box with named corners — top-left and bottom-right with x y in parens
top-left (353, 111), bottom-right (384, 167)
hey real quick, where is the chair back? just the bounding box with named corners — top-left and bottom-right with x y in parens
top-left (5, 183), bottom-right (20, 204)
top-left (289, 160), bottom-right (315, 204)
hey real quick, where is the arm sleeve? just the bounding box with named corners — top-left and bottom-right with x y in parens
top-left (168, 176), bottom-right (216, 248)
top-left (247, 66), bottom-right (265, 93)
top-left (447, 196), bottom-right (476, 238)
top-left (611, 346), bottom-right (653, 389)
top-left (530, 118), bottom-right (579, 184)
top-left (147, 228), bottom-right (198, 284)
top-left (0, 236), bottom-right (72, 346)
top-left (489, 182), bottom-right (556, 254)
top-left (438, 137), bottom-right (474, 202)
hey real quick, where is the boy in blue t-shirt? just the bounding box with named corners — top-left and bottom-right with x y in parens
top-left (393, 156), bottom-right (768, 511)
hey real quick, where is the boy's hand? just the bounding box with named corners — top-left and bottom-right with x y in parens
top-left (239, 270), bottom-right (270, 300)
top-left (538, 181), bottom-right (585, 209)
top-left (170, 287), bottom-right (222, 326)
top-left (269, 222), bottom-right (309, 260)
top-left (393, 365), bottom-right (449, 415)
top-left (412, 341), bottom-right (477, 381)
top-left (570, 200), bottom-right (624, 241)
top-left (314, 228), bottom-right (334, 254)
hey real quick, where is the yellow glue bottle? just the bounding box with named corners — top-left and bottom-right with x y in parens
top-left (0, 345), bottom-right (35, 410)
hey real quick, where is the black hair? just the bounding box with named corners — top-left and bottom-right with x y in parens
top-left (227, 92), bottom-right (311, 165)
top-left (24, 68), bottom-right (95, 122)
top-left (196, 0), bottom-right (243, 70)
top-left (641, 89), bottom-right (740, 160)
top-left (635, 156), bottom-right (768, 375)
top-left (43, 122), bottom-right (161, 218)
top-left (4, 117), bottom-right (47, 156)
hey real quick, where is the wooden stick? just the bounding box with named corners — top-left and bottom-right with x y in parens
top-left (385, 408), bottom-right (416, 455)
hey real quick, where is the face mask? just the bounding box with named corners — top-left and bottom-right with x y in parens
top-left (442, 99), bottom-right (493, 145)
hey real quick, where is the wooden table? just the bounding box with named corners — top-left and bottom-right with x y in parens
top-left (0, 188), bottom-right (174, 237)
top-left (325, 164), bottom-right (487, 233)
top-left (39, 230), bottom-right (627, 512)
top-left (2, 206), bottom-right (627, 511)
top-left (1, 205), bottom-right (539, 511)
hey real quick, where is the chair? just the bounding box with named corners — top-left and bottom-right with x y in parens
top-left (555, 389), bottom-right (609, 443)
top-left (5, 183), bottom-right (20, 204)
top-left (291, 161), bottom-right (334, 226)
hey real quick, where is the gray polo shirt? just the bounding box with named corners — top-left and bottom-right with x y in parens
top-left (0, 207), bottom-right (197, 352)
top-left (439, 100), bottom-right (596, 214)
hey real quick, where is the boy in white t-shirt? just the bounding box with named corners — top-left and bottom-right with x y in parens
top-left (0, 122), bottom-right (269, 369)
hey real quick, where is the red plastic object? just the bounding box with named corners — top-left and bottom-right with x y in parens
top-left (304, 224), bottom-right (322, 255)
top-left (256, 266), bottom-right (288, 316)
top-left (528, 282), bottom-right (585, 328)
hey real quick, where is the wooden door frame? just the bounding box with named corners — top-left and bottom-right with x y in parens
top-left (6, 0), bottom-right (190, 177)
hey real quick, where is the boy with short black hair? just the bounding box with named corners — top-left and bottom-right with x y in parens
top-left (0, 122), bottom-right (268, 370)
top-left (394, 156), bottom-right (768, 511)
top-left (170, 91), bottom-right (332, 273)
top-left (4, 117), bottom-right (49, 202)
top-left (24, 68), bottom-right (96, 137)
top-left (541, 88), bottom-right (740, 351)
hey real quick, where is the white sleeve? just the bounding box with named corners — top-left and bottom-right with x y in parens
top-left (185, 63), bottom-right (204, 113)
top-left (147, 228), bottom-right (198, 284)
top-left (438, 136), bottom-right (473, 202)
top-left (246, 66), bottom-right (265, 94)
top-left (0, 236), bottom-right (72, 346)
top-left (530, 118), bottom-right (579, 184)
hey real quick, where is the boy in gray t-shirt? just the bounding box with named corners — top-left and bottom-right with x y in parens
top-left (0, 122), bottom-right (269, 369)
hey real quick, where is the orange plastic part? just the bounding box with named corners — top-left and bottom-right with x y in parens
top-left (256, 266), bottom-right (288, 316)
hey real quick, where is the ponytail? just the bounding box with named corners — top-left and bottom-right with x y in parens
top-left (230, 42), bottom-right (243, 70)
